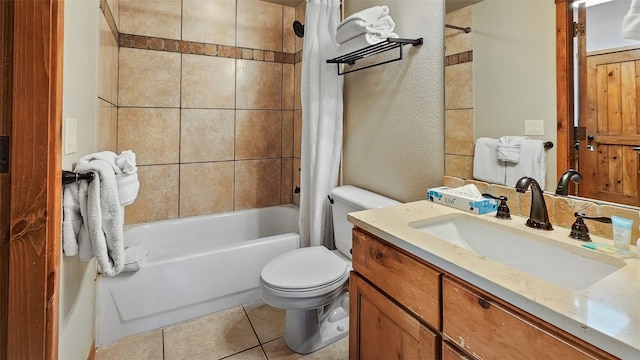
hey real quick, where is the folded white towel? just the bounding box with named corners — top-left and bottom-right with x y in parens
top-left (335, 15), bottom-right (395, 44)
top-left (505, 139), bottom-right (546, 189)
top-left (121, 246), bottom-right (149, 272)
top-left (75, 159), bottom-right (125, 277)
top-left (62, 183), bottom-right (82, 256)
top-left (115, 150), bottom-right (140, 206)
top-left (497, 136), bottom-right (527, 164)
top-left (338, 32), bottom-right (399, 56)
top-left (624, 0), bottom-right (640, 40)
top-left (337, 5), bottom-right (389, 31)
top-left (473, 137), bottom-right (506, 185)
top-left (116, 150), bottom-right (137, 174)
top-left (79, 151), bottom-right (121, 175)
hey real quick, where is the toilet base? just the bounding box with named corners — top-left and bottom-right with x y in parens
top-left (283, 292), bottom-right (349, 354)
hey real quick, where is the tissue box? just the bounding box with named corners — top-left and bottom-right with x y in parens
top-left (426, 186), bottom-right (498, 215)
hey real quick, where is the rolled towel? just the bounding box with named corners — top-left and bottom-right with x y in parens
top-left (624, 0), bottom-right (640, 40)
top-left (497, 136), bottom-right (527, 164)
top-left (337, 5), bottom-right (389, 30)
top-left (338, 32), bottom-right (398, 57)
top-left (115, 150), bottom-right (140, 206)
top-left (121, 246), bottom-right (149, 272)
top-left (116, 150), bottom-right (137, 174)
top-left (336, 15), bottom-right (395, 44)
top-left (79, 151), bottom-right (121, 174)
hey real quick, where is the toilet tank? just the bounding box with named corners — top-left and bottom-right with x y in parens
top-left (331, 185), bottom-right (400, 259)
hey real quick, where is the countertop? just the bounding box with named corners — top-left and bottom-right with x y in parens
top-left (347, 200), bottom-right (640, 359)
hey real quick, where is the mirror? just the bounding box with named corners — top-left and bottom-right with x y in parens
top-left (444, 0), bottom-right (640, 208)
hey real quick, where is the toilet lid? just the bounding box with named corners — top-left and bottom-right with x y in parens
top-left (261, 246), bottom-right (349, 290)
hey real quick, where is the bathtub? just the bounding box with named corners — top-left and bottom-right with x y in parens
top-left (96, 205), bottom-right (300, 346)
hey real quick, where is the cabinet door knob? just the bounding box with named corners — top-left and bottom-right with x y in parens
top-left (478, 297), bottom-right (491, 309)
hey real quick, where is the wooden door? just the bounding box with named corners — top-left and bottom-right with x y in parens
top-left (3, 0), bottom-right (63, 359)
top-left (579, 47), bottom-right (640, 206)
top-left (349, 273), bottom-right (438, 360)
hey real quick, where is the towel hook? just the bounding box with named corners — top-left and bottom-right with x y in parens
top-left (62, 170), bottom-right (94, 185)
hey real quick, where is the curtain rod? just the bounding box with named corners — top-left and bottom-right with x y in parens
top-left (445, 24), bottom-right (472, 33)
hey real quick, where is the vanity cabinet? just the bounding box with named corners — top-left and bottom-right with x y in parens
top-left (350, 227), bottom-right (617, 360)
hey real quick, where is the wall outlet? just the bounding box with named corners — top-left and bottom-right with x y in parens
top-left (64, 117), bottom-right (77, 155)
top-left (524, 120), bottom-right (544, 136)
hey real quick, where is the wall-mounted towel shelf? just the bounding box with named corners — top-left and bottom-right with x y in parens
top-left (326, 37), bottom-right (423, 75)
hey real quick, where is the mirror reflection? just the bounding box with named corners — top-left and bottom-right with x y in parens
top-left (444, 0), bottom-right (640, 208)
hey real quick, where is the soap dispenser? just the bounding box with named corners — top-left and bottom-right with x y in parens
top-left (482, 193), bottom-right (511, 219)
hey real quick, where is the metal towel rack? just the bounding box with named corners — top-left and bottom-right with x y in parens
top-left (326, 37), bottom-right (423, 75)
top-left (62, 170), bottom-right (94, 185)
top-left (544, 141), bottom-right (554, 150)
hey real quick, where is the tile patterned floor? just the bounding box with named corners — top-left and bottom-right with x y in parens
top-left (95, 301), bottom-right (349, 360)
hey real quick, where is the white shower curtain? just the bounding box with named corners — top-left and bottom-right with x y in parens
top-left (299, 0), bottom-right (343, 248)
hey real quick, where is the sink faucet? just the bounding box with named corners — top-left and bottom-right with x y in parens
top-left (515, 176), bottom-right (553, 230)
top-left (555, 169), bottom-right (583, 195)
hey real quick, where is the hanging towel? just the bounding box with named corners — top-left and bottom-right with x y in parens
top-left (115, 150), bottom-right (140, 206)
top-left (624, 0), bottom-right (640, 40)
top-left (335, 15), bottom-right (395, 44)
top-left (62, 183), bottom-right (82, 256)
top-left (338, 32), bottom-right (398, 56)
top-left (505, 139), bottom-right (546, 189)
top-left (337, 5), bottom-right (389, 31)
top-left (497, 136), bottom-right (527, 164)
top-left (75, 159), bottom-right (125, 277)
top-left (121, 246), bottom-right (149, 272)
top-left (473, 137), bottom-right (506, 185)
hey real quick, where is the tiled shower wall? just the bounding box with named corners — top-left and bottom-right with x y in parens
top-left (444, 6), bottom-right (474, 179)
top-left (112, 0), bottom-right (305, 224)
top-left (98, 0), bottom-right (119, 153)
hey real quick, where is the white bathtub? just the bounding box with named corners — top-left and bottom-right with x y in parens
top-left (96, 205), bottom-right (300, 345)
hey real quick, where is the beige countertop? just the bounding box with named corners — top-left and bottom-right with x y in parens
top-left (348, 200), bottom-right (640, 359)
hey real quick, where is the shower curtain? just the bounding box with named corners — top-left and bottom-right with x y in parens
top-left (299, 0), bottom-right (343, 248)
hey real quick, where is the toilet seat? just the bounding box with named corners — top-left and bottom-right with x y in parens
top-left (261, 246), bottom-right (349, 292)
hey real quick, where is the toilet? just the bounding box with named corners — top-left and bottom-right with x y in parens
top-left (260, 185), bottom-right (400, 354)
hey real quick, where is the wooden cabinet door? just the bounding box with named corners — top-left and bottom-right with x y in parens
top-left (442, 341), bottom-right (472, 360)
top-left (350, 273), bottom-right (438, 360)
top-left (442, 276), bottom-right (615, 360)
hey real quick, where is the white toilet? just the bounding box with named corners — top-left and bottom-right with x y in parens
top-left (260, 185), bottom-right (400, 354)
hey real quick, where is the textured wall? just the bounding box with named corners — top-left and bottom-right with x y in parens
top-left (342, 0), bottom-right (445, 202)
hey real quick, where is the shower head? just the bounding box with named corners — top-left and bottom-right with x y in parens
top-left (293, 20), bottom-right (304, 38)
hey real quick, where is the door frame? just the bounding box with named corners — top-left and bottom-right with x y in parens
top-left (6, 0), bottom-right (63, 359)
top-left (556, 0), bottom-right (575, 179)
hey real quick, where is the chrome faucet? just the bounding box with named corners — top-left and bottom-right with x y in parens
top-left (515, 176), bottom-right (553, 230)
top-left (555, 169), bottom-right (582, 195)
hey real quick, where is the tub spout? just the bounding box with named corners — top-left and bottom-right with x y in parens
top-left (515, 176), bottom-right (553, 230)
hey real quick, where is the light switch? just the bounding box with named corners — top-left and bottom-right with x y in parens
top-left (524, 120), bottom-right (544, 136)
top-left (65, 117), bottom-right (77, 154)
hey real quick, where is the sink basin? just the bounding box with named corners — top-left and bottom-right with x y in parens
top-left (409, 213), bottom-right (626, 290)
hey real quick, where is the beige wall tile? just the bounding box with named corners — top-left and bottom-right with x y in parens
top-left (295, 3), bottom-right (305, 52)
top-left (235, 159), bottom-right (281, 209)
top-left (105, 0), bottom-right (119, 28)
top-left (597, 205), bottom-right (640, 244)
top-left (119, 48), bottom-right (181, 107)
top-left (164, 306), bottom-right (259, 359)
top-left (98, 100), bottom-right (117, 152)
top-left (293, 110), bottom-right (301, 158)
top-left (120, 0), bottom-right (181, 39)
top-left (235, 110), bottom-right (282, 159)
top-left (294, 62), bottom-right (302, 110)
top-left (237, 0), bottom-right (283, 52)
top-left (125, 165), bottom-right (179, 224)
top-left (95, 330), bottom-right (163, 360)
top-left (443, 176), bottom-right (465, 188)
top-left (463, 179), bottom-right (490, 194)
top-left (445, 109), bottom-right (474, 156)
top-left (445, 154), bottom-right (473, 179)
top-left (283, 63), bottom-right (294, 110)
top-left (181, 109), bottom-right (235, 163)
top-left (282, 111), bottom-right (293, 157)
top-left (283, 6), bottom-right (296, 53)
top-left (445, 6), bottom-right (472, 56)
top-left (181, 54), bottom-right (235, 109)
top-left (236, 60), bottom-right (283, 110)
top-left (180, 162), bottom-right (235, 217)
top-left (182, 0), bottom-right (236, 46)
top-left (281, 158), bottom-right (293, 204)
top-left (98, 13), bottom-right (118, 105)
top-left (445, 62), bottom-right (473, 110)
top-left (118, 108), bottom-right (180, 165)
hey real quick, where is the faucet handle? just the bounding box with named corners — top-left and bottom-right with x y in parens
top-left (482, 193), bottom-right (511, 220)
top-left (569, 212), bottom-right (612, 242)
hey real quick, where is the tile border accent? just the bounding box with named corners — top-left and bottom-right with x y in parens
top-left (119, 33), bottom-right (301, 64)
top-left (445, 50), bottom-right (473, 67)
top-left (99, 0), bottom-right (118, 41)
